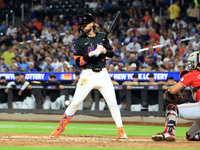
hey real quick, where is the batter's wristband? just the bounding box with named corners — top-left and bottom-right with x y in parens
top-left (83, 54), bottom-right (90, 61)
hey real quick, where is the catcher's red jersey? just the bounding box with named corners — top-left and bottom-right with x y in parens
top-left (179, 69), bottom-right (200, 102)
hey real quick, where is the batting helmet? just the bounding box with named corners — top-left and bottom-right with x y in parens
top-left (187, 51), bottom-right (200, 70)
top-left (78, 13), bottom-right (94, 25)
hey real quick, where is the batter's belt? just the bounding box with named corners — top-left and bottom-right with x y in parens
top-left (92, 68), bottom-right (102, 72)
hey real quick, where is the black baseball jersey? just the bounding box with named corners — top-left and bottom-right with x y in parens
top-left (20, 81), bottom-right (32, 99)
top-left (0, 82), bottom-right (8, 103)
top-left (12, 81), bottom-right (23, 102)
top-left (43, 81), bottom-right (60, 102)
top-left (74, 32), bottom-right (114, 69)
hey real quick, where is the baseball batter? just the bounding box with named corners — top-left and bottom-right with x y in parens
top-left (152, 51), bottom-right (200, 141)
top-left (50, 13), bottom-right (127, 139)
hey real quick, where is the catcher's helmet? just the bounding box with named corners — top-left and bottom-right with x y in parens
top-left (78, 13), bottom-right (94, 25)
top-left (187, 51), bottom-right (200, 70)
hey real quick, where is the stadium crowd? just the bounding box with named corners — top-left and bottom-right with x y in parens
top-left (0, 0), bottom-right (199, 75)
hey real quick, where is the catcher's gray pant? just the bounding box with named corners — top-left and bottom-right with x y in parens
top-left (22, 95), bottom-right (35, 109)
top-left (177, 102), bottom-right (200, 136)
top-left (0, 103), bottom-right (8, 109)
top-left (43, 95), bottom-right (65, 110)
top-left (65, 68), bottom-right (123, 128)
top-left (13, 101), bottom-right (23, 109)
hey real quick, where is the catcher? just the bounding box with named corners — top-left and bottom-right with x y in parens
top-left (152, 51), bottom-right (200, 142)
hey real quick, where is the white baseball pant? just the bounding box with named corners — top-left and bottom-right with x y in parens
top-left (65, 68), bottom-right (123, 128)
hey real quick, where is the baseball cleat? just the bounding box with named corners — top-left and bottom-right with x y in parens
top-left (118, 129), bottom-right (128, 139)
top-left (186, 131), bottom-right (200, 141)
top-left (152, 132), bottom-right (176, 142)
top-left (50, 126), bottom-right (63, 138)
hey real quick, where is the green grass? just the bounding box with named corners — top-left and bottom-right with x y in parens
top-left (0, 121), bottom-right (194, 150)
top-left (0, 121), bottom-right (189, 138)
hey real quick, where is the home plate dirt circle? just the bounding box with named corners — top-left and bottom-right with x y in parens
top-left (0, 133), bottom-right (200, 149)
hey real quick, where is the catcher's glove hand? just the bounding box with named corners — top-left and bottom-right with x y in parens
top-left (164, 90), bottom-right (183, 102)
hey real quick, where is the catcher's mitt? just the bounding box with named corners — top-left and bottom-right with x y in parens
top-left (164, 90), bottom-right (184, 102)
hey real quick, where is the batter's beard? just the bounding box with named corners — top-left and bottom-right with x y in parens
top-left (84, 28), bottom-right (91, 34)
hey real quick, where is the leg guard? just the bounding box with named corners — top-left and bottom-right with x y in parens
top-left (164, 104), bottom-right (178, 134)
top-left (59, 113), bottom-right (73, 131)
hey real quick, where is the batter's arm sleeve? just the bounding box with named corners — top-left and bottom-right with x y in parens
top-left (6, 81), bottom-right (15, 88)
top-left (103, 37), bottom-right (114, 58)
top-left (20, 81), bottom-right (29, 91)
top-left (74, 54), bottom-right (90, 67)
top-left (74, 40), bottom-right (91, 67)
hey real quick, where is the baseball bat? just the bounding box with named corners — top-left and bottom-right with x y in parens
top-left (102, 11), bottom-right (121, 43)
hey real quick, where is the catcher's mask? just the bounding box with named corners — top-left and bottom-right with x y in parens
top-left (78, 13), bottom-right (94, 34)
top-left (187, 51), bottom-right (200, 70)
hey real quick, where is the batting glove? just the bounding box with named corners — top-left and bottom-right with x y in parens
top-left (96, 44), bottom-right (107, 54)
top-left (88, 48), bottom-right (101, 57)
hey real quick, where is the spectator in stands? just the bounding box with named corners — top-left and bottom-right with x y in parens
top-left (168, 0), bottom-right (180, 24)
top-left (62, 30), bottom-right (74, 46)
top-left (0, 20), bottom-right (7, 32)
top-left (156, 55), bottom-right (163, 66)
top-left (168, 62), bottom-right (176, 72)
top-left (51, 56), bottom-right (60, 71)
top-left (179, 42), bottom-right (186, 55)
top-left (116, 62), bottom-right (125, 72)
top-left (149, 27), bottom-right (160, 43)
top-left (10, 57), bottom-right (21, 72)
top-left (183, 58), bottom-right (188, 69)
top-left (126, 37), bottom-right (141, 54)
top-left (124, 30), bottom-right (134, 45)
top-left (59, 55), bottom-right (70, 69)
top-left (142, 10), bottom-right (151, 25)
top-left (6, 24), bottom-right (17, 37)
top-left (169, 39), bottom-right (177, 56)
top-left (178, 61), bottom-right (185, 72)
top-left (33, 18), bottom-right (43, 31)
top-left (185, 41), bottom-right (194, 56)
top-left (0, 58), bottom-right (8, 72)
top-left (148, 55), bottom-right (158, 71)
top-left (0, 43), bottom-right (6, 54)
top-left (187, 2), bottom-right (199, 23)
top-left (0, 32), bottom-right (12, 46)
top-left (27, 62), bottom-right (37, 72)
top-left (110, 59), bottom-right (118, 71)
top-left (137, 51), bottom-right (144, 64)
top-left (160, 31), bottom-right (170, 45)
top-left (141, 29), bottom-right (150, 45)
top-left (175, 31), bottom-right (183, 44)
top-left (0, 0), bottom-right (6, 8)
top-left (192, 35), bottom-right (200, 51)
top-left (129, 54), bottom-right (140, 71)
top-left (44, 57), bottom-right (54, 72)
top-left (147, 46), bottom-right (157, 61)
top-left (1, 46), bottom-right (15, 67)
top-left (128, 63), bottom-right (137, 72)
top-left (172, 17), bottom-right (188, 29)
top-left (38, 58), bottom-right (46, 71)
top-left (20, 56), bottom-right (29, 71)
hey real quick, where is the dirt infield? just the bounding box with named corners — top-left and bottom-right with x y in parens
top-left (0, 133), bottom-right (200, 149)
